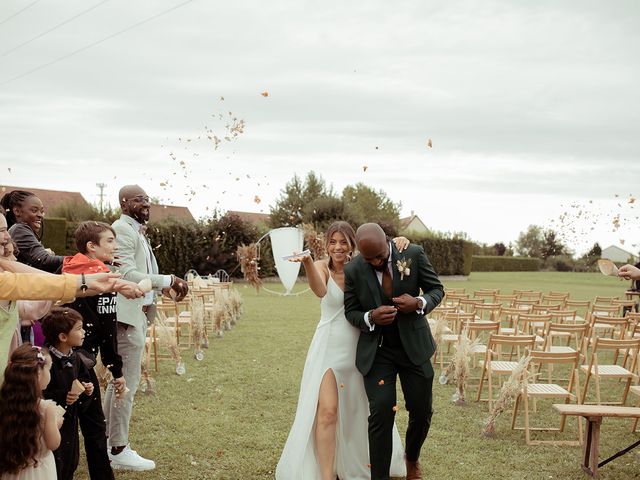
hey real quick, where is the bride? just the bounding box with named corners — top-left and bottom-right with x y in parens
top-left (276, 221), bottom-right (407, 480)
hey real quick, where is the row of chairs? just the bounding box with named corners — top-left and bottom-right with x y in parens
top-left (430, 291), bottom-right (640, 445)
top-left (144, 280), bottom-right (242, 372)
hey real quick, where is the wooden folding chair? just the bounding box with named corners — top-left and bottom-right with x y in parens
top-left (517, 313), bottom-right (552, 347)
top-left (474, 290), bottom-right (498, 302)
top-left (437, 312), bottom-right (475, 370)
top-left (498, 306), bottom-right (528, 335)
top-left (443, 292), bottom-right (468, 308)
top-left (594, 296), bottom-right (619, 305)
top-left (476, 334), bottom-right (536, 408)
top-left (465, 320), bottom-right (501, 371)
top-left (580, 337), bottom-right (640, 405)
top-left (474, 303), bottom-right (502, 323)
top-left (532, 303), bottom-right (561, 314)
top-left (511, 350), bottom-right (582, 445)
top-left (565, 299), bottom-right (590, 323)
top-left (541, 294), bottom-right (567, 308)
top-left (514, 298), bottom-right (542, 311)
top-left (459, 298), bottom-right (484, 314)
top-left (495, 294), bottom-right (517, 307)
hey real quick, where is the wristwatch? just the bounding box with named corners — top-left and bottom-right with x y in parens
top-left (80, 273), bottom-right (88, 292)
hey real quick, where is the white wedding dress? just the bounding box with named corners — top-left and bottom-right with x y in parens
top-left (276, 274), bottom-right (406, 479)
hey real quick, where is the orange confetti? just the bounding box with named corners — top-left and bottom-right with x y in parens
top-left (392, 405), bottom-right (398, 412)
top-left (427, 138), bottom-right (433, 148)
top-left (630, 196), bottom-right (636, 204)
top-left (254, 195), bottom-right (261, 204)
top-left (378, 379), bottom-right (384, 385)
top-left (261, 91), bottom-right (269, 97)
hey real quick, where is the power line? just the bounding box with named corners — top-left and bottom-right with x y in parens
top-left (0, 0), bottom-right (111, 59)
top-left (0, 0), bottom-right (197, 87)
top-left (0, 0), bottom-right (42, 27)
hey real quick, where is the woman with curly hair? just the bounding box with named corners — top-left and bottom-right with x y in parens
top-left (0, 344), bottom-right (62, 479)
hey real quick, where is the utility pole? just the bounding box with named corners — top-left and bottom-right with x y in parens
top-left (96, 183), bottom-right (106, 214)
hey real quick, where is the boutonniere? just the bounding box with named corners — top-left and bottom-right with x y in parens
top-left (396, 257), bottom-right (412, 280)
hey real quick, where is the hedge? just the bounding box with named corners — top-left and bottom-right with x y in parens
top-left (471, 255), bottom-right (541, 272)
top-left (62, 214), bottom-right (275, 279)
top-left (413, 238), bottom-right (474, 276)
top-left (41, 217), bottom-right (68, 256)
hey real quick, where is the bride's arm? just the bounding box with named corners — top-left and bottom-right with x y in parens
top-left (299, 256), bottom-right (328, 298)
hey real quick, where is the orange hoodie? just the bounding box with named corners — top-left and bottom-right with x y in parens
top-left (62, 253), bottom-right (110, 275)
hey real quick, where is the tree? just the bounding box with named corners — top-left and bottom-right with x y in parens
top-left (540, 229), bottom-right (566, 259)
top-left (269, 172), bottom-right (336, 228)
top-left (341, 183), bottom-right (401, 229)
top-left (515, 225), bottom-right (544, 258)
top-left (493, 242), bottom-right (507, 256)
top-left (582, 242), bottom-right (602, 266)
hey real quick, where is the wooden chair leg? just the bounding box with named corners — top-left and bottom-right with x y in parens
top-left (511, 394), bottom-right (521, 430)
top-left (523, 391), bottom-right (531, 445)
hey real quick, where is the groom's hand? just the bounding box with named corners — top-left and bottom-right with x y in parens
top-left (392, 294), bottom-right (420, 313)
top-left (371, 305), bottom-right (397, 325)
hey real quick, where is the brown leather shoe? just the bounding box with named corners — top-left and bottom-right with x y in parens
top-left (406, 459), bottom-right (423, 480)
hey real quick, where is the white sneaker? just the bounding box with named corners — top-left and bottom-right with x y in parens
top-left (109, 445), bottom-right (156, 471)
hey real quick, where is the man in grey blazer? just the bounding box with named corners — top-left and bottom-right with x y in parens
top-left (104, 185), bottom-right (189, 471)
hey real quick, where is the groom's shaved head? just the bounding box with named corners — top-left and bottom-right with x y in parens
top-left (356, 223), bottom-right (389, 268)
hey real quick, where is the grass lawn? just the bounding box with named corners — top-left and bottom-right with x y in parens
top-left (76, 272), bottom-right (640, 479)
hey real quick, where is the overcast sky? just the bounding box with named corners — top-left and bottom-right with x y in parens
top-left (0, 0), bottom-right (638, 255)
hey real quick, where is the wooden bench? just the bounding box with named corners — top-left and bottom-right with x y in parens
top-left (553, 404), bottom-right (640, 477)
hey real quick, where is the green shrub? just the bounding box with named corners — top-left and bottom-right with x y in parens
top-left (471, 255), bottom-right (541, 272)
top-left (411, 236), bottom-right (473, 276)
top-left (41, 217), bottom-right (68, 256)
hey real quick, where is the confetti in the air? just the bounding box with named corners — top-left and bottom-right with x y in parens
top-left (254, 195), bottom-right (261, 204)
top-left (427, 138), bottom-right (433, 148)
top-left (260, 91), bottom-right (269, 97)
top-left (363, 166), bottom-right (368, 172)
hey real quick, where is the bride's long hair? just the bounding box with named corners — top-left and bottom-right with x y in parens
top-left (325, 221), bottom-right (356, 272)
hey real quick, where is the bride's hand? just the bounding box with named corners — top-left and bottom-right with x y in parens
top-left (287, 251), bottom-right (313, 264)
top-left (392, 236), bottom-right (410, 252)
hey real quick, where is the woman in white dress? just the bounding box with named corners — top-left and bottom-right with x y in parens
top-left (276, 221), bottom-right (407, 480)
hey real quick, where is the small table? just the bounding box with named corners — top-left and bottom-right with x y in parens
top-left (553, 404), bottom-right (640, 477)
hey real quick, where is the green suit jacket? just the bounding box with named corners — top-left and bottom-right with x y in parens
top-left (344, 243), bottom-right (444, 376)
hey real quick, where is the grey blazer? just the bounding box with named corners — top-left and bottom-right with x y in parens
top-left (112, 215), bottom-right (166, 328)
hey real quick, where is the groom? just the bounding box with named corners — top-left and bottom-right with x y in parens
top-left (344, 223), bottom-right (444, 480)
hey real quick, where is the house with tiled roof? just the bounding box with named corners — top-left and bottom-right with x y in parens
top-left (400, 211), bottom-right (429, 235)
top-left (227, 210), bottom-right (271, 227)
top-left (149, 204), bottom-right (195, 222)
top-left (0, 185), bottom-right (90, 211)
top-left (601, 245), bottom-right (638, 264)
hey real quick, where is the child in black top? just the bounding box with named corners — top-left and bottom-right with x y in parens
top-left (41, 307), bottom-right (93, 480)
top-left (62, 221), bottom-right (124, 480)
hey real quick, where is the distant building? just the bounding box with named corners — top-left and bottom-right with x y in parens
top-left (149, 204), bottom-right (195, 222)
top-left (0, 185), bottom-right (90, 211)
top-left (0, 185), bottom-right (194, 222)
top-left (400, 211), bottom-right (429, 235)
top-left (601, 245), bottom-right (638, 263)
top-left (227, 210), bottom-right (271, 227)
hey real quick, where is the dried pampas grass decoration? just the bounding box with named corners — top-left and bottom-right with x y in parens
top-left (237, 243), bottom-right (262, 292)
top-left (482, 354), bottom-right (532, 437)
top-left (191, 296), bottom-right (207, 357)
top-left (303, 223), bottom-right (326, 260)
top-left (155, 310), bottom-right (183, 373)
top-left (440, 330), bottom-right (481, 405)
top-left (433, 317), bottom-right (449, 348)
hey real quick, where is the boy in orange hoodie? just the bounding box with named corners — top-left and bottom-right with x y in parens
top-left (62, 221), bottom-right (126, 480)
